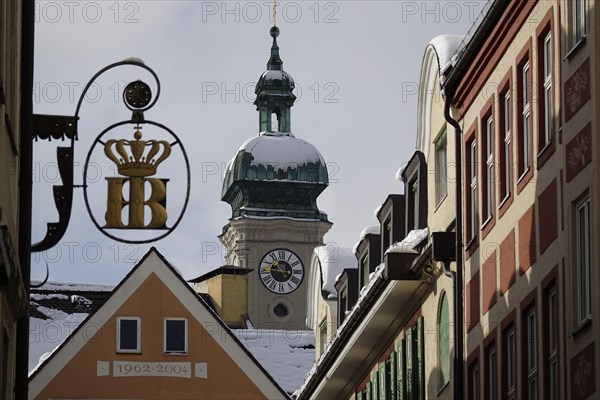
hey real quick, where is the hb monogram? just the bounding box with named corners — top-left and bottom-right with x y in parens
top-left (104, 129), bottom-right (171, 229)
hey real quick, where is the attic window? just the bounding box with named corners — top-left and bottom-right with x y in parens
top-left (117, 317), bottom-right (141, 353)
top-left (165, 318), bottom-right (188, 354)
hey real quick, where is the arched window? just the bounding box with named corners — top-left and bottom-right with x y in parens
top-left (438, 291), bottom-right (450, 388)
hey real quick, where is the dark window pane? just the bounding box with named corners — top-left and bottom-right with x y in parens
top-left (166, 320), bottom-right (186, 353)
top-left (119, 319), bottom-right (138, 351)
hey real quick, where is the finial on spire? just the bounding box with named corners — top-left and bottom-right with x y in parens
top-left (273, 0), bottom-right (277, 27)
top-left (267, 25), bottom-right (283, 70)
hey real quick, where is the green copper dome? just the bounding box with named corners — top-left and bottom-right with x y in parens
top-left (221, 27), bottom-right (329, 222)
top-left (222, 132), bottom-right (328, 189)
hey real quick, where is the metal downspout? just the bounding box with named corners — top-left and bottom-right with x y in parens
top-left (444, 89), bottom-right (464, 400)
top-left (15, 1), bottom-right (35, 398)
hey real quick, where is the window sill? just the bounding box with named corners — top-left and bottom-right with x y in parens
top-left (465, 236), bottom-right (478, 250)
top-left (465, 235), bottom-right (479, 260)
top-left (516, 167), bottom-right (533, 194)
top-left (437, 380), bottom-right (450, 396)
top-left (564, 36), bottom-right (586, 61)
top-left (481, 215), bottom-right (495, 240)
top-left (571, 315), bottom-right (592, 337)
top-left (434, 194), bottom-right (448, 212)
top-left (537, 139), bottom-right (556, 169)
top-left (498, 194), bottom-right (513, 219)
top-left (117, 350), bottom-right (141, 354)
top-left (164, 351), bottom-right (188, 356)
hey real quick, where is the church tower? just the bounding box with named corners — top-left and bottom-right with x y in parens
top-left (219, 26), bottom-right (332, 329)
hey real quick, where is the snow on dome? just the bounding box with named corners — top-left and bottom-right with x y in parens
top-left (314, 245), bottom-right (356, 296)
top-left (222, 132), bottom-right (329, 194)
top-left (360, 225), bottom-right (380, 239)
top-left (385, 228), bottom-right (429, 256)
top-left (239, 133), bottom-right (326, 169)
top-left (428, 34), bottom-right (465, 74)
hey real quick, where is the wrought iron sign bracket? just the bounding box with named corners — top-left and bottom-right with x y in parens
top-left (32, 59), bottom-right (190, 251)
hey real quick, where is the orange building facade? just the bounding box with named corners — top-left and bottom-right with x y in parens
top-left (29, 249), bottom-right (288, 399)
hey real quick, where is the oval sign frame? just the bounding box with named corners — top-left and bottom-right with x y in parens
top-left (83, 119), bottom-right (191, 244)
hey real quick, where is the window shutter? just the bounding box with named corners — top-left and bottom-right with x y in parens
top-left (367, 381), bottom-right (372, 400)
top-left (406, 329), bottom-right (413, 399)
top-left (391, 351), bottom-right (397, 400)
top-left (372, 370), bottom-right (380, 400)
top-left (379, 362), bottom-right (386, 399)
top-left (417, 316), bottom-right (425, 400)
top-left (397, 340), bottom-right (405, 400)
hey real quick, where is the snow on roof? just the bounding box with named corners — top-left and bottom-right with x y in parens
top-left (233, 329), bottom-right (315, 395)
top-left (351, 225), bottom-right (380, 254)
top-left (359, 225), bottom-right (379, 239)
top-left (29, 307), bottom-right (89, 375)
top-left (373, 204), bottom-right (383, 218)
top-left (395, 164), bottom-right (406, 181)
top-left (428, 34), bottom-right (466, 74)
top-left (314, 246), bottom-right (356, 296)
top-left (385, 228), bottom-right (429, 256)
top-left (31, 281), bottom-right (114, 292)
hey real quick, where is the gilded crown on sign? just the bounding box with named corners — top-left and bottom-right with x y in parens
top-left (104, 130), bottom-right (171, 177)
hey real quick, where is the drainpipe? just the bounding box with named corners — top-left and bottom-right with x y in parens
top-left (15, 1), bottom-right (35, 399)
top-left (443, 87), bottom-right (463, 400)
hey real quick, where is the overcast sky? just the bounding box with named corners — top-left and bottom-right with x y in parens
top-left (30, 1), bottom-right (487, 285)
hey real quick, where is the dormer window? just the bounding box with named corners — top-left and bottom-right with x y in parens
top-left (377, 194), bottom-right (406, 257)
top-left (335, 268), bottom-right (358, 329)
top-left (339, 288), bottom-right (348, 325)
top-left (360, 254), bottom-right (370, 289)
top-left (401, 151), bottom-right (428, 235)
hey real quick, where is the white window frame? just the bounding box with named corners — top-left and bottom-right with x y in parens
top-left (575, 196), bottom-right (591, 324)
top-left (542, 32), bottom-right (553, 149)
top-left (164, 317), bottom-right (188, 354)
top-left (116, 316), bottom-right (141, 353)
top-left (485, 116), bottom-right (494, 222)
top-left (506, 327), bottom-right (516, 400)
top-left (548, 287), bottom-right (558, 400)
top-left (502, 91), bottom-right (512, 202)
top-left (572, 0), bottom-right (586, 45)
top-left (471, 362), bottom-right (480, 400)
top-left (435, 131), bottom-right (448, 205)
top-left (488, 347), bottom-right (497, 400)
top-left (470, 140), bottom-right (478, 240)
top-left (521, 61), bottom-right (531, 176)
top-left (527, 308), bottom-right (538, 399)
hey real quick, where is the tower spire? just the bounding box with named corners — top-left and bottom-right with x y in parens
top-left (267, 26), bottom-right (283, 71)
top-left (254, 25), bottom-right (296, 133)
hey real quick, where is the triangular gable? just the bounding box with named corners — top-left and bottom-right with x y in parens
top-left (29, 248), bottom-right (289, 399)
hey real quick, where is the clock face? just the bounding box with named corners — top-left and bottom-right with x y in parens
top-left (259, 249), bottom-right (304, 294)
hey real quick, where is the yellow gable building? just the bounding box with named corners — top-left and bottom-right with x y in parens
top-left (28, 248), bottom-right (289, 400)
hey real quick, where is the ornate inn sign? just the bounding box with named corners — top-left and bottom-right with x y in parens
top-left (32, 60), bottom-right (190, 249)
